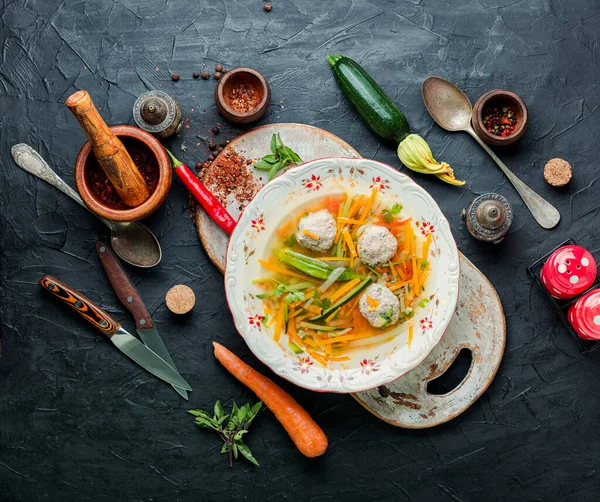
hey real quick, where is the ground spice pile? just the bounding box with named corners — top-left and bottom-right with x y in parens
top-left (227, 84), bottom-right (260, 113)
top-left (203, 149), bottom-right (259, 213)
top-left (86, 139), bottom-right (159, 209)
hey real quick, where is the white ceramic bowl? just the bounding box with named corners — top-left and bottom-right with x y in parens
top-left (225, 158), bottom-right (460, 393)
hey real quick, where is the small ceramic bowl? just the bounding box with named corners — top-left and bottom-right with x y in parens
top-left (568, 289), bottom-right (600, 340)
top-left (472, 90), bottom-right (528, 146)
top-left (74, 125), bottom-right (171, 222)
top-left (214, 68), bottom-right (270, 123)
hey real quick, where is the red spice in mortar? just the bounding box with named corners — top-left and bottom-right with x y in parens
top-left (482, 102), bottom-right (517, 137)
top-left (86, 138), bottom-right (159, 209)
top-left (228, 84), bottom-right (260, 113)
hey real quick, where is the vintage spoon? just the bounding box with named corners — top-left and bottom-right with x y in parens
top-left (11, 144), bottom-right (162, 268)
top-left (421, 77), bottom-right (560, 230)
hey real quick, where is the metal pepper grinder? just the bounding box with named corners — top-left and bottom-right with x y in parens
top-left (133, 90), bottom-right (183, 139)
top-left (461, 193), bottom-right (512, 244)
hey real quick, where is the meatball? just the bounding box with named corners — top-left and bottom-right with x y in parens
top-left (359, 284), bottom-right (400, 328)
top-left (357, 224), bottom-right (398, 266)
top-left (295, 210), bottom-right (336, 252)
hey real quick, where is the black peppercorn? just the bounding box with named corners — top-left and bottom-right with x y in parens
top-left (195, 161), bottom-right (203, 169)
top-left (193, 71), bottom-right (199, 79)
top-left (214, 72), bottom-right (222, 80)
top-left (171, 73), bottom-right (180, 81)
top-left (264, 3), bottom-right (272, 11)
top-left (212, 126), bottom-right (220, 135)
top-left (208, 154), bottom-right (215, 161)
top-left (215, 64), bottom-right (223, 72)
top-left (221, 68), bottom-right (228, 74)
top-left (201, 71), bottom-right (210, 80)
top-left (219, 140), bottom-right (227, 147)
top-left (208, 141), bottom-right (217, 150)
top-left (217, 147), bottom-right (223, 153)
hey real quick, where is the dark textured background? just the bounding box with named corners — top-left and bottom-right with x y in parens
top-left (1, 0), bottom-right (600, 500)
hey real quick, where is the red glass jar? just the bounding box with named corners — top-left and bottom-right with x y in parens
top-left (568, 288), bottom-right (600, 340)
top-left (540, 245), bottom-right (596, 300)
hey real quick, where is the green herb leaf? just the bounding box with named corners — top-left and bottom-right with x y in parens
top-left (313, 297), bottom-right (332, 309)
top-left (391, 203), bottom-right (402, 214)
top-left (214, 400), bottom-right (225, 420)
top-left (418, 297), bottom-right (430, 308)
top-left (261, 314), bottom-right (270, 327)
top-left (253, 159), bottom-right (276, 170)
top-left (283, 234), bottom-right (297, 247)
top-left (285, 290), bottom-right (305, 304)
top-left (262, 154), bottom-right (278, 163)
top-left (236, 442), bottom-right (260, 466)
top-left (270, 134), bottom-right (277, 154)
top-left (191, 400), bottom-right (262, 467)
top-left (420, 260), bottom-right (429, 272)
top-left (268, 161), bottom-right (281, 181)
top-left (382, 203), bottom-right (403, 223)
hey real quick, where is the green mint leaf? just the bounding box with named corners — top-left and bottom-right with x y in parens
top-left (270, 134), bottom-right (277, 154)
top-left (418, 298), bottom-right (430, 308)
top-left (262, 154), bottom-right (278, 163)
top-left (232, 443), bottom-right (239, 460)
top-left (194, 417), bottom-right (218, 430)
top-left (276, 133), bottom-right (284, 150)
top-left (214, 400), bottom-right (225, 420)
top-left (238, 403), bottom-right (250, 423)
top-left (284, 146), bottom-right (302, 163)
top-left (237, 442), bottom-right (259, 466)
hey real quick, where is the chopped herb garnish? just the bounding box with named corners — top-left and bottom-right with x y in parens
top-left (420, 260), bottom-right (429, 272)
top-left (313, 297), bottom-right (332, 309)
top-left (382, 203), bottom-right (403, 223)
top-left (418, 298), bottom-right (430, 308)
top-left (283, 234), bottom-right (297, 247)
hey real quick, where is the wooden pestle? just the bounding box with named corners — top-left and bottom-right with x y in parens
top-left (66, 90), bottom-right (151, 207)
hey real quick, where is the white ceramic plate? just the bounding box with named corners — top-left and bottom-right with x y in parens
top-left (225, 158), bottom-right (460, 393)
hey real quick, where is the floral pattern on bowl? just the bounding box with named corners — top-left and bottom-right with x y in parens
top-left (225, 158), bottom-right (460, 393)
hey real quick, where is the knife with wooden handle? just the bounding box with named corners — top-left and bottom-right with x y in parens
top-left (95, 241), bottom-right (188, 400)
top-left (39, 275), bottom-right (192, 392)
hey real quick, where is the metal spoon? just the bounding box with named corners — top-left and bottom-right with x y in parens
top-left (421, 77), bottom-right (560, 230)
top-left (11, 144), bottom-right (162, 268)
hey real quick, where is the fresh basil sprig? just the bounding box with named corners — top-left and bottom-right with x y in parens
top-left (253, 133), bottom-right (303, 181)
top-left (189, 401), bottom-right (262, 467)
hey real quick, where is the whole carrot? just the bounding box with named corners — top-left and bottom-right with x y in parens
top-left (165, 149), bottom-right (237, 235)
top-left (213, 342), bottom-right (328, 458)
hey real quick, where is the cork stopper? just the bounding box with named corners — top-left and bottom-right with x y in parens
top-left (544, 158), bottom-right (572, 187)
top-left (166, 285), bottom-right (195, 314)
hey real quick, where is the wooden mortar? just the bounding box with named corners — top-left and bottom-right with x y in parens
top-left (66, 90), bottom-right (151, 207)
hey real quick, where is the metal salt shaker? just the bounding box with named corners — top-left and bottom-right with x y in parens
top-left (133, 90), bottom-right (183, 139)
top-left (461, 193), bottom-right (512, 244)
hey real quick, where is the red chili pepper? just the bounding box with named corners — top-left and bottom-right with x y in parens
top-left (165, 149), bottom-right (237, 235)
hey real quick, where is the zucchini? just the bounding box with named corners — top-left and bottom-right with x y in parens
top-left (327, 54), bottom-right (410, 144)
top-left (327, 54), bottom-right (464, 186)
top-left (274, 248), bottom-right (363, 282)
top-left (310, 276), bottom-right (372, 322)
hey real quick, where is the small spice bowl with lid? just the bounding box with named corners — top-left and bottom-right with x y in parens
top-left (472, 90), bottom-right (528, 146)
top-left (214, 68), bottom-right (271, 124)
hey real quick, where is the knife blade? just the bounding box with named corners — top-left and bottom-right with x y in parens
top-left (94, 241), bottom-right (188, 400)
top-left (39, 275), bottom-right (192, 392)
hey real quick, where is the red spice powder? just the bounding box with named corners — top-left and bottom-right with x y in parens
top-left (227, 84), bottom-right (260, 113)
top-left (86, 138), bottom-right (159, 209)
top-left (203, 149), bottom-right (260, 213)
